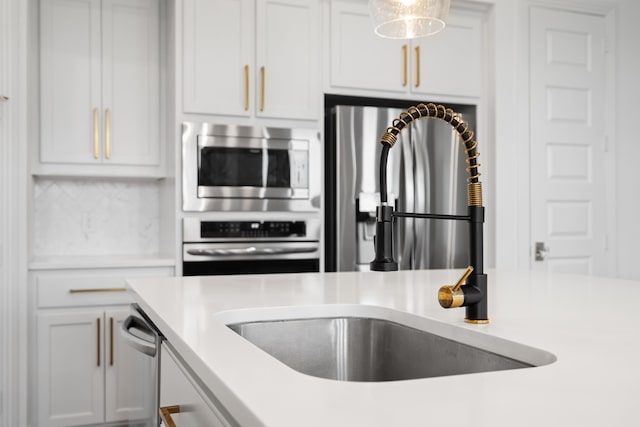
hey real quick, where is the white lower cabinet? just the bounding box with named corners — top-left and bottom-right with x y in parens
top-left (33, 266), bottom-right (174, 427)
top-left (36, 309), bottom-right (150, 426)
top-left (37, 311), bottom-right (105, 426)
top-left (161, 342), bottom-right (232, 427)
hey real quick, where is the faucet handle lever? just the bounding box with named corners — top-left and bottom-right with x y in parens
top-left (438, 266), bottom-right (474, 309)
top-left (452, 266), bottom-right (474, 292)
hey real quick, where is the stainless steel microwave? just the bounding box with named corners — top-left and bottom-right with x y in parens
top-left (182, 122), bottom-right (321, 212)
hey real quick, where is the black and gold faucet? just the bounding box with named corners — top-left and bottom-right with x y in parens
top-left (369, 103), bottom-right (488, 324)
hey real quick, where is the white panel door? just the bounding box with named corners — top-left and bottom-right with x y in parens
top-left (256, 0), bottom-right (319, 120)
top-left (37, 312), bottom-right (104, 427)
top-left (102, 0), bottom-right (160, 166)
top-left (182, 0), bottom-right (254, 115)
top-left (529, 7), bottom-right (608, 275)
top-left (105, 309), bottom-right (154, 423)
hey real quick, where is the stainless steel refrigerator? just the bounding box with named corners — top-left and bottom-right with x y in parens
top-left (325, 102), bottom-right (476, 272)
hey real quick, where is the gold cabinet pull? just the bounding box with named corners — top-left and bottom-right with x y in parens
top-left (69, 287), bottom-right (127, 294)
top-left (402, 45), bottom-right (408, 86)
top-left (244, 64), bottom-right (250, 111)
top-left (260, 66), bottom-right (265, 112)
top-left (93, 108), bottom-right (99, 159)
top-left (109, 317), bottom-right (114, 366)
top-left (159, 405), bottom-right (180, 427)
top-left (415, 46), bottom-right (421, 88)
top-left (0, 95), bottom-right (8, 101)
top-left (105, 108), bottom-right (111, 159)
top-left (97, 317), bottom-right (101, 367)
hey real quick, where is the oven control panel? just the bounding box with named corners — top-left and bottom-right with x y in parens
top-left (200, 221), bottom-right (306, 239)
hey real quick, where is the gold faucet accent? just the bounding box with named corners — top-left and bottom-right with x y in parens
top-left (438, 266), bottom-right (474, 308)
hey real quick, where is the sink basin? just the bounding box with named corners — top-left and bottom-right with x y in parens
top-left (228, 315), bottom-right (546, 382)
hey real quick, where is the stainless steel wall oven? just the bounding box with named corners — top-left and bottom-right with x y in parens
top-left (182, 122), bottom-right (321, 212)
top-left (182, 217), bottom-right (320, 276)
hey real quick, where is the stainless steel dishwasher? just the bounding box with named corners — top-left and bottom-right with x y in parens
top-left (120, 303), bottom-right (164, 426)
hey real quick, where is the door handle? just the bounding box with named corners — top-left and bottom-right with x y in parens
top-left (109, 317), bottom-right (114, 366)
top-left (120, 315), bottom-right (158, 357)
top-left (186, 246), bottom-right (318, 257)
top-left (244, 64), bottom-right (250, 111)
top-left (260, 66), bottom-right (266, 112)
top-left (402, 44), bottom-right (408, 86)
top-left (535, 242), bottom-right (549, 261)
top-left (97, 317), bottom-right (101, 367)
top-left (414, 46), bottom-right (420, 88)
top-left (104, 108), bottom-right (111, 159)
top-left (93, 108), bottom-right (100, 159)
top-left (159, 405), bottom-right (180, 427)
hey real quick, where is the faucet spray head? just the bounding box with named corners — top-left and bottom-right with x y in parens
top-left (370, 205), bottom-right (398, 271)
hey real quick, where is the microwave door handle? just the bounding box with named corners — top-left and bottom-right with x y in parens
top-left (186, 246), bottom-right (318, 257)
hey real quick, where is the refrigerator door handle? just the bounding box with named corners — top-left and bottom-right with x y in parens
top-left (413, 125), bottom-right (429, 268)
top-left (399, 131), bottom-right (415, 269)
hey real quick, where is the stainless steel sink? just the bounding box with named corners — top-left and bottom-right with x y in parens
top-left (228, 317), bottom-right (535, 382)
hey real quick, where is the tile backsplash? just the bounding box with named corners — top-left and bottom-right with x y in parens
top-left (33, 178), bottom-right (160, 256)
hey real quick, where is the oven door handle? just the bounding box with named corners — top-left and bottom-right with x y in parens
top-left (186, 246), bottom-right (318, 257)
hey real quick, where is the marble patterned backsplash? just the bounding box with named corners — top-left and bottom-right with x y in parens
top-left (33, 178), bottom-right (160, 256)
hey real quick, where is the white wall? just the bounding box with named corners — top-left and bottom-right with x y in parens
top-left (0, 0), bottom-right (28, 425)
top-left (614, 0), bottom-right (640, 280)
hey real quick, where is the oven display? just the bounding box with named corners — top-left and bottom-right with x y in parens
top-left (200, 221), bottom-right (307, 238)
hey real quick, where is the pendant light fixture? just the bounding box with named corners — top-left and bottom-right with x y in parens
top-left (369, 0), bottom-right (450, 39)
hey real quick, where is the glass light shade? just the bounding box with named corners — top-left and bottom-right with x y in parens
top-left (369, 0), bottom-right (450, 39)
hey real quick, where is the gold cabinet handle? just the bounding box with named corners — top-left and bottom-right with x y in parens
top-left (415, 46), bottom-right (421, 88)
top-left (0, 95), bottom-right (8, 101)
top-left (105, 108), bottom-right (111, 160)
top-left (93, 108), bottom-right (100, 159)
top-left (69, 288), bottom-right (127, 294)
top-left (159, 405), bottom-right (180, 427)
top-left (260, 66), bottom-right (265, 112)
top-left (97, 317), bottom-right (101, 367)
top-left (402, 45), bottom-right (408, 86)
top-left (109, 317), bottom-right (114, 366)
top-left (244, 64), bottom-right (250, 111)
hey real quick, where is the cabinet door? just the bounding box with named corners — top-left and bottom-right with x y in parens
top-left (37, 311), bottom-right (105, 427)
top-left (329, 1), bottom-right (406, 94)
top-left (161, 343), bottom-right (230, 426)
top-left (102, 0), bottom-right (160, 166)
top-left (183, 0), bottom-right (254, 116)
top-left (256, 0), bottom-right (320, 120)
top-left (411, 12), bottom-right (483, 98)
top-left (105, 309), bottom-right (155, 423)
top-left (40, 0), bottom-right (102, 165)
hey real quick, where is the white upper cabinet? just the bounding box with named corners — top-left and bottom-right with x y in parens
top-left (411, 13), bottom-right (483, 98)
top-left (329, 1), bottom-right (483, 99)
top-left (39, 0), bottom-right (161, 177)
top-left (182, 0), bottom-right (320, 120)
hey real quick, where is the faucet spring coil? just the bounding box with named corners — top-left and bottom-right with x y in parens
top-left (379, 103), bottom-right (483, 206)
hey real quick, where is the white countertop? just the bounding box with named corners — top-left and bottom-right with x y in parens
top-left (29, 254), bottom-right (176, 270)
top-left (127, 269), bottom-right (640, 426)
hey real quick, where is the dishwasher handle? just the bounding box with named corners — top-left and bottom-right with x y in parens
top-left (120, 314), bottom-right (159, 358)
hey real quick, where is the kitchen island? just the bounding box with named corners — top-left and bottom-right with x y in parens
top-left (127, 269), bottom-right (640, 426)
